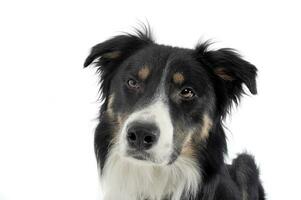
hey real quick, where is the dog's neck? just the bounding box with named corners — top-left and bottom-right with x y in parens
top-left (100, 147), bottom-right (201, 200)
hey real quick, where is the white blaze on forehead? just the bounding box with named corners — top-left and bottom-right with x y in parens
top-left (118, 63), bottom-right (175, 163)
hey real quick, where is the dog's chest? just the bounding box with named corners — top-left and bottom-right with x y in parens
top-left (100, 152), bottom-right (201, 200)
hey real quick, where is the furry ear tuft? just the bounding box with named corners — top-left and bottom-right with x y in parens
top-left (213, 67), bottom-right (235, 81)
top-left (195, 42), bottom-right (258, 115)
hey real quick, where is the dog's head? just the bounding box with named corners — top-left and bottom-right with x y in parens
top-left (84, 28), bottom-right (257, 166)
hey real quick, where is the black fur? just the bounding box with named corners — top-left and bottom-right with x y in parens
top-left (84, 26), bottom-right (265, 200)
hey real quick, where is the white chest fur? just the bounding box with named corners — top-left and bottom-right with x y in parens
top-left (101, 149), bottom-right (201, 200)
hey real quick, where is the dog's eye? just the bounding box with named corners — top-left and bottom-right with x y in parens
top-left (127, 79), bottom-right (140, 89)
top-left (180, 88), bottom-right (195, 99)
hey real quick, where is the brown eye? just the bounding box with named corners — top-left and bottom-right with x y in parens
top-left (180, 88), bottom-right (195, 99)
top-left (127, 79), bottom-right (139, 89)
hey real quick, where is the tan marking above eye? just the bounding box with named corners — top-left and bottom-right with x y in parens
top-left (138, 66), bottom-right (150, 80)
top-left (173, 72), bottom-right (185, 84)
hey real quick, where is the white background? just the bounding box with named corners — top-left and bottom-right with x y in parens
top-left (0, 0), bottom-right (300, 199)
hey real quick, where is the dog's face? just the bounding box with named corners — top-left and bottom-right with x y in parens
top-left (84, 30), bottom-right (257, 166)
top-left (107, 46), bottom-right (215, 165)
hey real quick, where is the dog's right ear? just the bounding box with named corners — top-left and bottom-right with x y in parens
top-left (84, 32), bottom-right (153, 68)
top-left (84, 30), bottom-right (153, 97)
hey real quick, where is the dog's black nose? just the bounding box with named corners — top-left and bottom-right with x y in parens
top-left (127, 123), bottom-right (159, 150)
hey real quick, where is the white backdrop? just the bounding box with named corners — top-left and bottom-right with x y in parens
top-left (0, 0), bottom-right (300, 199)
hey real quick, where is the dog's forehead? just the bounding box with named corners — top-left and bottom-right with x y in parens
top-left (127, 45), bottom-right (197, 80)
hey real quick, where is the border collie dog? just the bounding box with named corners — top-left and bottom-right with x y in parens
top-left (84, 27), bottom-right (265, 200)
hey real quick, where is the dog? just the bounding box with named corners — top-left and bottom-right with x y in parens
top-left (84, 26), bottom-right (265, 200)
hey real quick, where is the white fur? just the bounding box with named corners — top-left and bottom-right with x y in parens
top-left (119, 98), bottom-right (174, 164)
top-left (101, 146), bottom-right (201, 200)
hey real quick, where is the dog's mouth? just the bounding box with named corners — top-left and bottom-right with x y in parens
top-left (126, 149), bottom-right (151, 161)
top-left (125, 148), bottom-right (179, 165)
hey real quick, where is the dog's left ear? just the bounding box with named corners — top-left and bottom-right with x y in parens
top-left (195, 43), bottom-right (257, 113)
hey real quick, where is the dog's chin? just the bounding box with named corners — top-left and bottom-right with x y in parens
top-left (123, 149), bottom-right (169, 166)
